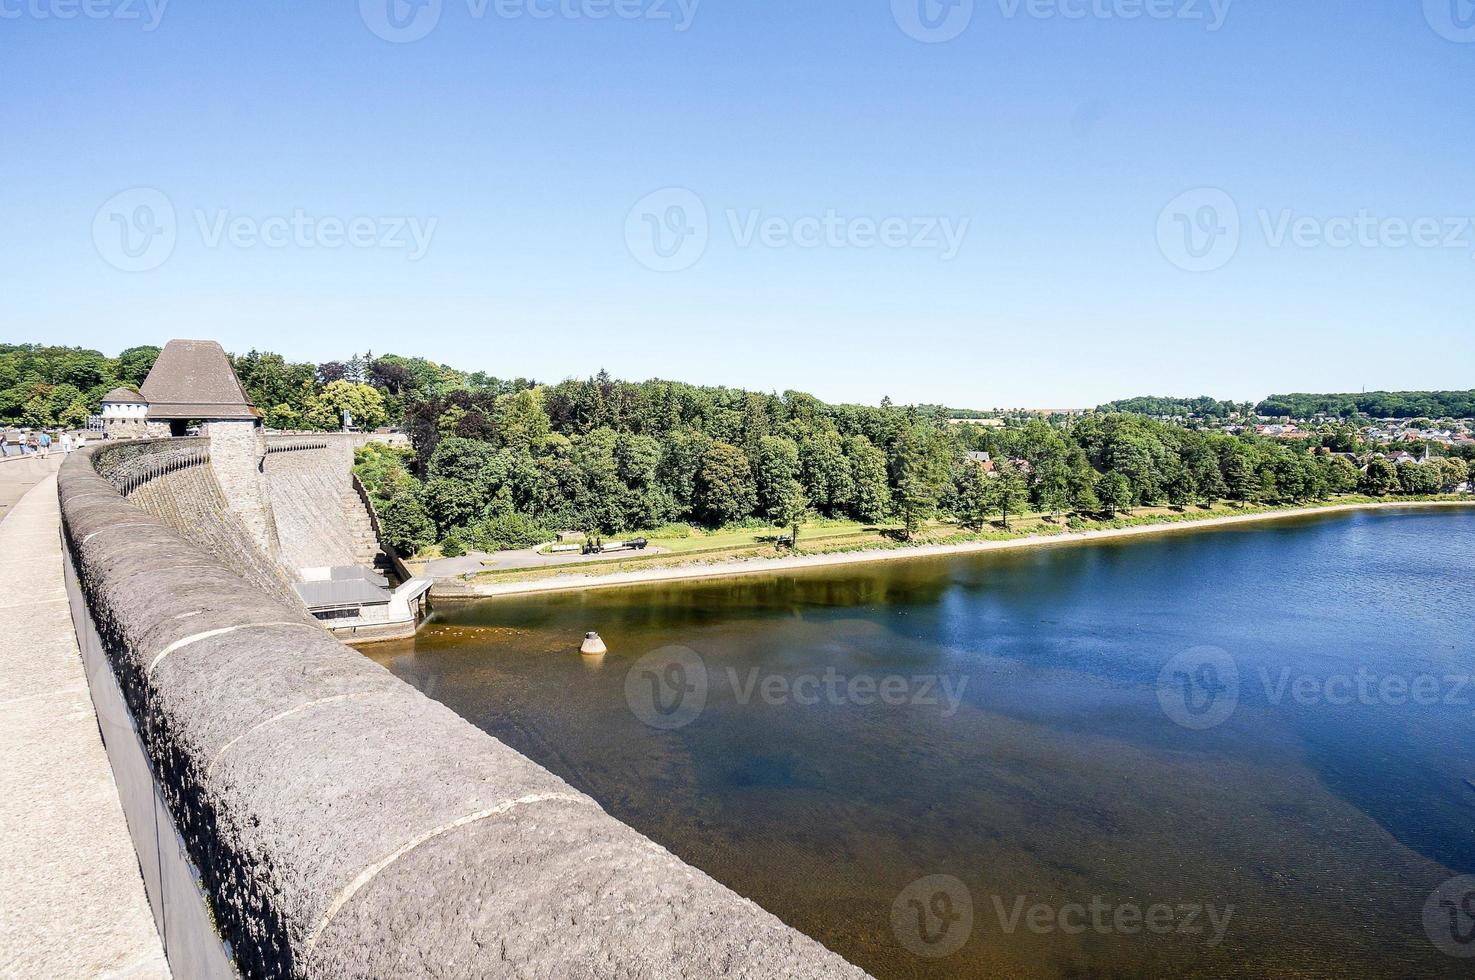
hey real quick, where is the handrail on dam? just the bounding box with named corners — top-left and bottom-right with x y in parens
top-left (265, 438), bottom-right (330, 454)
top-left (57, 442), bottom-right (867, 979)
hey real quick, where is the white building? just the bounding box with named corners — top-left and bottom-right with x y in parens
top-left (99, 387), bottom-right (150, 439)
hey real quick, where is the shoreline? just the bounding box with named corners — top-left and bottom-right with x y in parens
top-left (431, 498), bottom-right (1475, 601)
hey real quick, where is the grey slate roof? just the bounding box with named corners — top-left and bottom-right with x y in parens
top-left (294, 578), bottom-right (391, 611)
top-left (141, 339), bottom-right (261, 420)
top-left (101, 387), bottom-right (148, 405)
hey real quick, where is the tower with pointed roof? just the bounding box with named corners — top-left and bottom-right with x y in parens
top-left (138, 340), bottom-right (280, 557)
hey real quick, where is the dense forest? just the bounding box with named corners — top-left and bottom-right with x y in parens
top-left (1097, 396), bottom-right (1250, 418)
top-left (6, 343), bottom-right (1471, 557)
top-left (1255, 390), bottom-right (1475, 419)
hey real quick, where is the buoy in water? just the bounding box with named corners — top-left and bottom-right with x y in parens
top-left (580, 631), bottom-right (608, 656)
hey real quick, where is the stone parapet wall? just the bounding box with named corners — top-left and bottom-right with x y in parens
top-left (58, 448), bottom-right (868, 980)
top-left (94, 438), bottom-right (210, 493)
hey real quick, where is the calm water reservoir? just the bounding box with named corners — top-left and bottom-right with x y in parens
top-left (364, 508), bottom-right (1475, 978)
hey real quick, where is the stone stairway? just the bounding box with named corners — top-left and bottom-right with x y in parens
top-left (341, 487), bottom-right (391, 576)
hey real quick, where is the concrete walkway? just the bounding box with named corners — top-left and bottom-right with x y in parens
top-left (0, 475), bottom-right (168, 979)
top-left (0, 454), bottom-right (62, 526)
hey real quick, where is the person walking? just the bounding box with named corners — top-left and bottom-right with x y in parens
top-left (25, 431), bottom-right (39, 456)
top-left (39, 431), bottom-right (52, 459)
top-left (61, 432), bottom-right (74, 455)
top-left (1, 427), bottom-right (19, 458)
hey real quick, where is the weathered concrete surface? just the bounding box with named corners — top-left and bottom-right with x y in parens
top-left (59, 447), bottom-right (870, 979)
top-left (0, 474), bottom-right (168, 979)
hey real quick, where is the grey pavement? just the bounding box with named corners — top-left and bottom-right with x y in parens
top-left (0, 454), bottom-right (63, 526)
top-left (0, 474), bottom-right (168, 979)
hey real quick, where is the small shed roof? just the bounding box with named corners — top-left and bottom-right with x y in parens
top-left (294, 578), bottom-right (391, 611)
top-left (101, 387), bottom-right (148, 405)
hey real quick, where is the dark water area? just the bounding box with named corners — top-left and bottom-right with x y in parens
top-left (364, 508), bottom-right (1475, 978)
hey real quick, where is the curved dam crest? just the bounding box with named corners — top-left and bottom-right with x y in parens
top-left (57, 439), bottom-right (868, 978)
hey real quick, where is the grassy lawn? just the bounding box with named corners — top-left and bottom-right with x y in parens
top-left (452, 493), bottom-right (1472, 586)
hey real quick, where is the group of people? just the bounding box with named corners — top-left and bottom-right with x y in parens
top-left (0, 428), bottom-right (83, 459)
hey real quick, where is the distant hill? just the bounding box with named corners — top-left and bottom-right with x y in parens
top-left (1097, 396), bottom-right (1245, 418)
top-left (1257, 391), bottom-right (1475, 419)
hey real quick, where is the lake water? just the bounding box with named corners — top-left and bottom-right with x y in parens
top-left (363, 507), bottom-right (1475, 978)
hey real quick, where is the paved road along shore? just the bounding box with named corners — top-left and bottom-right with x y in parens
top-left (0, 473), bottom-right (168, 978)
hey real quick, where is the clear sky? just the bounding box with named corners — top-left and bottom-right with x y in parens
top-left (3, 0), bottom-right (1472, 408)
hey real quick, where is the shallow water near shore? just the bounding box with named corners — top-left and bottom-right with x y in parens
top-left (365, 507), bottom-right (1475, 978)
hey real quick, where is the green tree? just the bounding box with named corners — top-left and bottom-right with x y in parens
top-left (309, 380), bottom-right (388, 431)
top-left (495, 388), bottom-right (551, 452)
top-left (754, 435), bottom-right (801, 518)
top-left (798, 429), bottom-right (854, 516)
top-left (422, 477), bottom-right (484, 535)
top-left (695, 441), bottom-right (757, 526)
top-left (1325, 456), bottom-right (1361, 494)
top-left (993, 462), bottom-right (1030, 529)
top-left (958, 463), bottom-right (993, 530)
top-left (1361, 457), bottom-right (1398, 496)
top-left (770, 479), bottom-right (810, 548)
top-left (377, 491), bottom-right (435, 556)
top-left (896, 473), bottom-right (935, 541)
top-left (1397, 460), bottom-right (1442, 496)
top-left (1099, 472), bottom-right (1132, 518)
top-left (845, 435), bottom-right (892, 522)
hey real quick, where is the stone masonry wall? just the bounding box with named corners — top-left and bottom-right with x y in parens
top-left (207, 420), bottom-right (280, 561)
top-left (59, 447), bottom-right (868, 980)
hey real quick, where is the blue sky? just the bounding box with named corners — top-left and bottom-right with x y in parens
top-left (3, 1), bottom-right (1472, 407)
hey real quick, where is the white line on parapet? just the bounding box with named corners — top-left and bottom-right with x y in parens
top-left (81, 523), bottom-right (161, 544)
top-left (145, 622), bottom-right (321, 678)
top-left (304, 792), bottom-right (599, 954)
top-left (205, 692), bottom-right (384, 776)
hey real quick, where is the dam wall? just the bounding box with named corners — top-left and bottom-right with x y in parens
top-left (98, 441), bottom-right (301, 608)
top-left (265, 438), bottom-right (386, 574)
top-left (58, 443), bottom-right (867, 979)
